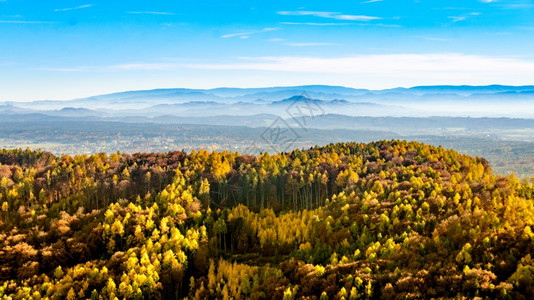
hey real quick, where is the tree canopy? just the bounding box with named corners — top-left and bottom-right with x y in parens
top-left (0, 140), bottom-right (533, 299)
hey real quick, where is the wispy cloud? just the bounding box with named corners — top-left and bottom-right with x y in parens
top-left (361, 0), bottom-right (384, 3)
top-left (280, 21), bottom-right (398, 27)
top-left (0, 20), bottom-right (55, 24)
top-left (54, 4), bottom-right (93, 12)
top-left (376, 23), bottom-right (401, 28)
top-left (280, 21), bottom-right (355, 26)
top-left (159, 23), bottom-right (185, 29)
top-left (449, 16), bottom-right (467, 22)
top-left (286, 42), bottom-right (338, 47)
top-left (448, 12), bottom-right (479, 23)
top-left (221, 27), bottom-right (278, 39)
top-left (176, 54), bottom-right (534, 84)
top-left (113, 63), bottom-right (177, 70)
top-left (34, 54), bottom-right (534, 88)
top-left (496, 3), bottom-right (534, 9)
top-left (40, 54), bottom-right (534, 78)
top-left (39, 63), bottom-right (179, 72)
top-left (278, 11), bottom-right (380, 21)
top-left (127, 11), bottom-right (176, 15)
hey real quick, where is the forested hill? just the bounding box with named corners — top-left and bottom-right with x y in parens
top-left (0, 140), bottom-right (533, 299)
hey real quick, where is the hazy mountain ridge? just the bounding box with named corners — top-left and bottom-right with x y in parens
top-left (4, 84), bottom-right (534, 118)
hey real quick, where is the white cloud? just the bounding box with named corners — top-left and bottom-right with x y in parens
top-left (221, 27), bottom-right (278, 39)
top-left (281, 21), bottom-right (399, 27)
top-left (449, 16), bottom-right (467, 22)
top-left (112, 63), bottom-right (178, 70)
top-left (280, 22), bottom-right (355, 26)
top-left (221, 32), bottom-right (250, 39)
top-left (286, 42), bottom-right (338, 47)
top-left (497, 3), bottom-right (534, 9)
top-left (361, 0), bottom-right (384, 3)
top-left (40, 63), bottom-right (179, 72)
top-left (178, 53), bottom-right (534, 87)
top-left (54, 4), bottom-right (93, 12)
top-left (480, 0), bottom-right (497, 3)
top-left (278, 11), bottom-right (380, 21)
top-left (38, 53), bottom-right (534, 89)
top-left (448, 11), bottom-right (481, 23)
top-left (127, 11), bottom-right (175, 15)
top-left (376, 23), bottom-right (401, 28)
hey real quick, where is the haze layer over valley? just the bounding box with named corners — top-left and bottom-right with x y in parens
top-left (6, 84), bottom-right (534, 118)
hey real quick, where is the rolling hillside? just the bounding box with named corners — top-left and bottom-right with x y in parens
top-left (0, 141), bottom-right (533, 299)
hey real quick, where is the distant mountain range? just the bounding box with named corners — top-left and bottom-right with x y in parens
top-left (2, 84), bottom-right (534, 119)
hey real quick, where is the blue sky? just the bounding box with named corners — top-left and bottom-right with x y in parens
top-left (1, 0), bottom-right (534, 101)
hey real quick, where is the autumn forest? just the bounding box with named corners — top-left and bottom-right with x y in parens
top-left (0, 140), bottom-right (533, 299)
